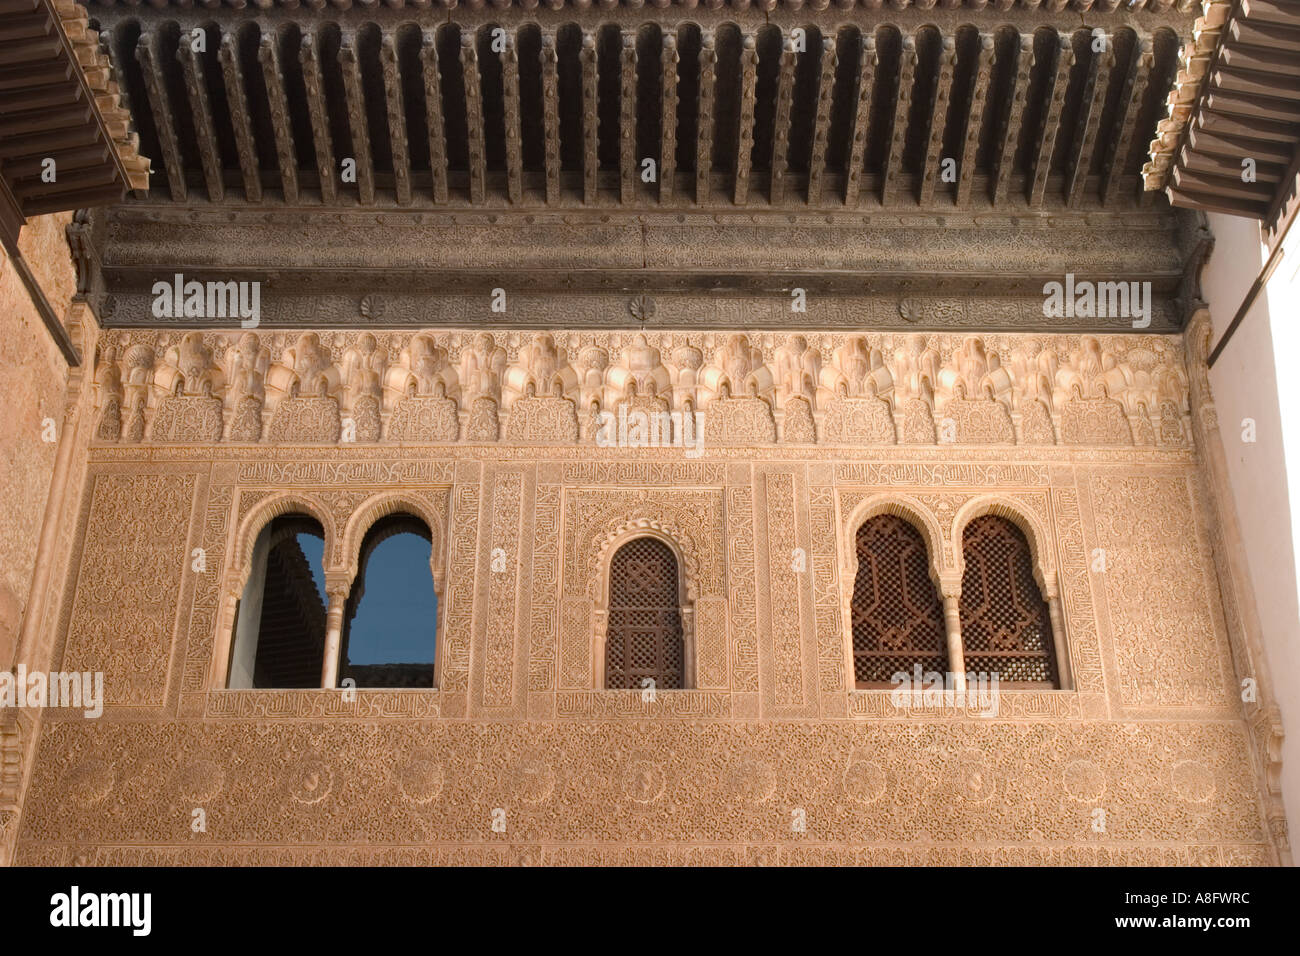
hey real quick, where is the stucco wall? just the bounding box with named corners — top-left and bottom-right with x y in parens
top-left (5, 326), bottom-right (1282, 864)
top-left (0, 214), bottom-right (75, 669)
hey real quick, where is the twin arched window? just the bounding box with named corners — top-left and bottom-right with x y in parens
top-left (851, 512), bottom-right (1060, 689)
top-left (228, 511), bottom-right (438, 689)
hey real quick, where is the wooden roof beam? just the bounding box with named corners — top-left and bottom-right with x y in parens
top-left (733, 30), bottom-right (757, 206)
top-left (1167, 184), bottom-right (1269, 217)
top-left (1187, 123), bottom-right (1293, 164)
top-left (1067, 33), bottom-right (1114, 206)
top-left (696, 30), bottom-right (716, 205)
top-left (882, 34), bottom-right (917, 204)
top-left (258, 34), bottom-right (298, 204)
top-left (1173, 165), bottom-right (1274, 202)
top-left (659, 33), bottom-right (678, 204)
top-left (807, 35), bottom-right (837, 204)
top-left (219, 32), bottom-right (261, 202)
top-left (619, 32), bottom-right (637, 205)
top-left (540, 30), bottom-right (560, 204)
top-left (135, 31), bottom-right (186, 201)
top-left (769, 34), bottom-right (795, 205)
top-left (419, 30), bottom-right (448, 204)
top-left (500, 29), bottom-right (523, 204)
top-left (1029, 33), bottom-right (1074, 208)
top-left (177, 40), bottom-right (224, 202)
top-left (956, 34), bottom-right (995, 207)
top-left (299, 33), bottom-right (336, 204)
top-left (339, 35), bottom-right (375, 205)
top-left (461, 33), bottom-right (486, 205)
top-left (381, 33), bottom-right (412, 206)
top-left (1102, 36), bottom-right (1153, 205)
top-left (918, 35), bottom-right (957, 206)
top-left (580, 30), bottom-right (597, 204)
top-left (844, 33), bottom-right (876, 207)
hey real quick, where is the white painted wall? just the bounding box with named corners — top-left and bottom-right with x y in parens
top-left (1202, 210), bottom-right (1300, 840)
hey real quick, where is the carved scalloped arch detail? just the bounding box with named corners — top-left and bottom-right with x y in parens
top-left (592, 517), bottom-right (701, 607)
top-left (841, 493), bottom-right (945, 585)
top-left (339, 491), bottom-right (448, 590)
top-left (229, 491), bottom-right (338, 590)
top-left (950, 495), bottom-right (1057, 593)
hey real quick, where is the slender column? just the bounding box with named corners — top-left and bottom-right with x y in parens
top-left (320, 582), bottom-right (350, 689)
top-left (12, 303), bottom-right (96, 674)
top-left (939, 577), bottom-right (967, 693)
top-left (1044, 580), bottom-right (1073, 690)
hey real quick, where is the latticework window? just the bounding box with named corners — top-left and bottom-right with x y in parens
top-left (959, 515), bottom-right (1059, 687)
top-left (605, 537), bottom-right (685, 689)
top-left (851, 514), bottom-right (948, 686)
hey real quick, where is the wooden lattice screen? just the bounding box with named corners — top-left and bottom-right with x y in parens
top-left (605, 537), bottom-right (685, 690)
top-left (851, 514), bottom-right (949, 686)
top-left (959, 515), bottom-right (1059, 687)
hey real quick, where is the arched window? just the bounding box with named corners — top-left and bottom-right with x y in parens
top-left (850, 514), bottom-right (948, 687)
top-left (605, 537), bottom-right (686, 689)
top-left (229, 513), bottom-right (328, 689)
top-left (339, 514), bottom-right (438, 688)
top-left (959, 515), bottom-right (1059, 687)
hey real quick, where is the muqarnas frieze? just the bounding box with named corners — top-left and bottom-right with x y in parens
top-left (89, 329), bottom-right (1191, 449)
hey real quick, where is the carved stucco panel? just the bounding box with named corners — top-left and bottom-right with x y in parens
top-left (14, 719), bottom-right (1270, 859)
top-left (60, 473), bottom-right (197, 708)
top-left (1088, 474), bottom-right (1234, 713)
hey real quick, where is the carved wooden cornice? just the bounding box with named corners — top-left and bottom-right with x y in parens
top-left (84, 8), bottom-right (1194, 213)
top-left (83, 0), bottom-right (1203, 11)
top-left (0, 0), bottom-right (149, 239)
top-left (1143, 0), bottom-right (1300, 238)
top-left (84, 199), bottom-right (1207, 331)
